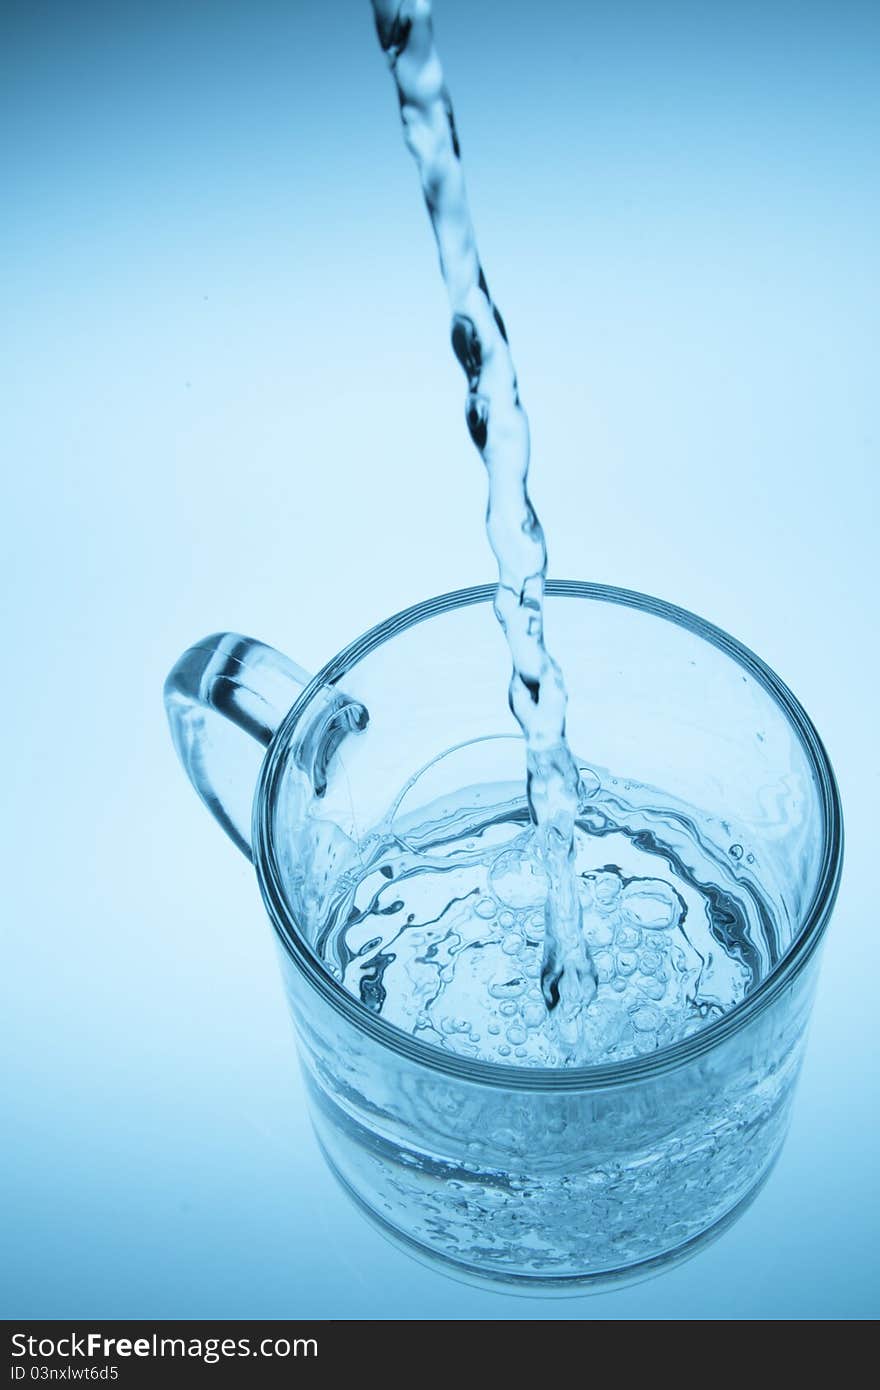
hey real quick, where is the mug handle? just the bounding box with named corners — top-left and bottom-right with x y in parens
top-left (164, 633), bottom-right (367, 862)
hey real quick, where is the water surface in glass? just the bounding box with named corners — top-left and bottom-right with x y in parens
top-left (271, 588), bottom-right (822, 1072)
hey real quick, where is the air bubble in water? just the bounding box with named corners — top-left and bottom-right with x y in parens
top-left (631, 1005), bottom-right (663, 1033)
top-left (489, 846), bottom-right (550, 909)
top-left (620, 881), bottom-right (679, 930)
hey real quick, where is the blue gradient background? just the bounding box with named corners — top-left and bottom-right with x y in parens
top-left (2, 0), bottom-right (878, 1319)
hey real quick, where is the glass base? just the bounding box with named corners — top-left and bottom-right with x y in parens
top-left (318, 1137), bottom-right (780, 1298)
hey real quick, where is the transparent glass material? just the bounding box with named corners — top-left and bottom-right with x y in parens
top-left (165, 583), bottom-right (842, 1290)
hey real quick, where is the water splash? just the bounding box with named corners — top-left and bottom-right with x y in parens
top-left (316, 763), bottom-right (776, 1068)
top-left (370, 0), bottom-right (596, 1056)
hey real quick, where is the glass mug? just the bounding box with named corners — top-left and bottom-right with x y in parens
top-left (165, 582), bottom-right (842, 1291)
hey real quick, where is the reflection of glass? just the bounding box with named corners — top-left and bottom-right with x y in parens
top-left (165, 582), bottom-right (842, 1291)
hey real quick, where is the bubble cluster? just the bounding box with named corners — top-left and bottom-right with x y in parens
top-left (326, 799), bottom-right (754, 1067)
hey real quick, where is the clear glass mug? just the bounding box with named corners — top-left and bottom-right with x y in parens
top-left (165, 583), bottom-right (842, 1291)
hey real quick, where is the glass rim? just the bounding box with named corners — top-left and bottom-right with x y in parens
top-left (254, 581), bottom-right (843, 1093)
